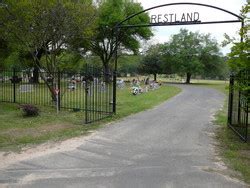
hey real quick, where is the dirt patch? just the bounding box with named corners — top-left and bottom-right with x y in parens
top-left (0, 131), bottom-right (97, 169)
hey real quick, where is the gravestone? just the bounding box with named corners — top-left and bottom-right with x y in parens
top-left (19, 84), bottom-right (33, 93)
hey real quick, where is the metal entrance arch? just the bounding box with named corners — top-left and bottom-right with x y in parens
top-left (112, 2), bottom-right (245, 140)
top-left (115, 2), bottom-right (243, 28)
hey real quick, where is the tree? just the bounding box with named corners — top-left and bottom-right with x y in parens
top-left (0, 38), bottom-right (10, 69)
top-left (90, 0), bottom-right (153, 77)
top-left (199, 34), bottom-right (227, 79)
top-left (222, 3), bottom-right (249, 94)
top-left (118, 55), bottom-right (141, 76)
top-left (0, 0), bottom-right (96, 100)
top-left (160, 42), bottom-right (177, 75)
top-left (58, 52), bottom-right (86, 73)
top-left (168, 29), bottom-right (203, 83)
top-left (138, 44), bottom-right (164, 81)
top-left (165, 29), bottom-right (224, 83)
top-left (223, 3), bottom-right (249, 71)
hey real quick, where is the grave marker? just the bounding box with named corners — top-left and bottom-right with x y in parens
top-left (19, 85), bottom-right (33, 93)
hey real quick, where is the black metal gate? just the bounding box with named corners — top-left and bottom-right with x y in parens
top-left (228, 69), bottom-right (249, 142)
top-left (84, 65), bottom-right (114, 123)
top-left (0, 66), bottom-right (115, 124)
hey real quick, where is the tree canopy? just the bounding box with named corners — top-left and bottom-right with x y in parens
top-left (222, 3), bottom-right (249, 93)
top-left (138, 44), bottom-right (165, 81)
top-left (118, 55), bottom-right (141, 77)
top-left (90, 0), bottom-right (153, 73)
top-left (0, 0), bottom-right (95, 72)
top-left (165, 29), bottom-right (224, 83)
top-left (223, 3), bottom-right (249, 71)
top-left (139, 29), bottom-right (226, 83)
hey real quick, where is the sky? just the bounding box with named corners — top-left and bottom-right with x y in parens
top-left (136, 0), bottom-right (247, 54)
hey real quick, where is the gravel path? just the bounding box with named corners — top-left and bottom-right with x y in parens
top-left (0, 84), bottom-right (246, 188)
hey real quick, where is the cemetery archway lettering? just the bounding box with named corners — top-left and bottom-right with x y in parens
top-left (112, 2), bottom-right (246, 141)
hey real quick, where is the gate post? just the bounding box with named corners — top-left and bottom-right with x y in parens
top-left (112, 27), bottom-right (119, 114)
top-left (85, 79), bottom-right (88, 124)
top-left (113, 71), bottom-right (117, 114)
top-left (246, 105), bottom-right (248, 141)
top-left (57, 71), bottom-right (61, 111)
top-left (228, 73), bottom-right (234, 126)
top-left (13, 68), bottom-right (16, 103)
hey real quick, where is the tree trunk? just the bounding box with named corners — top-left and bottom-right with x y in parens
top-left (49, 86), bottom-right (57, 103)
top-left (186, 72), bottom-right (192, 84)
top-left (32, 49), bottom-right (43, 84)
top-left (104, 64), bottom-right (111, 83)
top-left (153, 73), bottom-right (157, 81)
top-left (32, 66), bottom-right (39, 84)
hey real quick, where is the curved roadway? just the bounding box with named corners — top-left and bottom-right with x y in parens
top-left (0, 84), bottom-right (246, 187)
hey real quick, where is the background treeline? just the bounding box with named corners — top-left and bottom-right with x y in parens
top-left (0, 0), bottom-right (248, 84)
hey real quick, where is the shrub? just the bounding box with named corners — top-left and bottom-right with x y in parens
top-left (20, 104), bottom-right (40, 117)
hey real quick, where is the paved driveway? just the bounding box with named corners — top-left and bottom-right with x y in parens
top-left (0, 84), bottom-right (246, 188)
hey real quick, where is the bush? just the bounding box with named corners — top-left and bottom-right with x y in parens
top-left (20, 104), bottom-right (39, 117)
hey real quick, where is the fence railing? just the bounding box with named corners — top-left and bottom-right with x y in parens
top-left (228, 69), bottom-right (249, 142)
top-left (0, 66), bottom-right (114, 124)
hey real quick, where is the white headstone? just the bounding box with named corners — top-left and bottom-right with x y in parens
top-left (19, 85), bottom-right (33, 93)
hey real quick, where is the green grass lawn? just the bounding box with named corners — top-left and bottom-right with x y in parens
top-left (194, 80), bottom-right (250, 184)
top-left (0, 85), bottom-right (181, 151)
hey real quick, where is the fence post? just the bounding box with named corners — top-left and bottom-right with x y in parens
top-left (246, 105), bottom-right (248, 141)
top-left (57, 71), bottom-right (61, 111)
top-left (113, 27), bottom-right (119, 114)
top-left (237, 71), bottom-right (242, 124)
top-left (113, 71), bottom-right (116, 114)
top-left (228, 74), bottom-right (234, 126)
top-left (85, 64), bottom-right (88, 123)
top-left (13, 68), bottom-right (16, 103)
top-left (85, 80), bottom-right (88, 124)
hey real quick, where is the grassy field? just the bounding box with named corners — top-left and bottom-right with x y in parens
top-left (194, 80), bottom-right (250, 184)
top-left (0, 84), bottom-right (181, 151)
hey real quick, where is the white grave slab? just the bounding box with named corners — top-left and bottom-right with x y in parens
top-left (19, 84), bottom-right (33, 93)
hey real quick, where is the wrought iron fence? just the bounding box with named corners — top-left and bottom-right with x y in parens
top-left (84, 65), bottom-right (114, 123)
top-left (228, 69), bottom-right (249, 142)
top-left (0, 66), bottom-right (115, 124)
